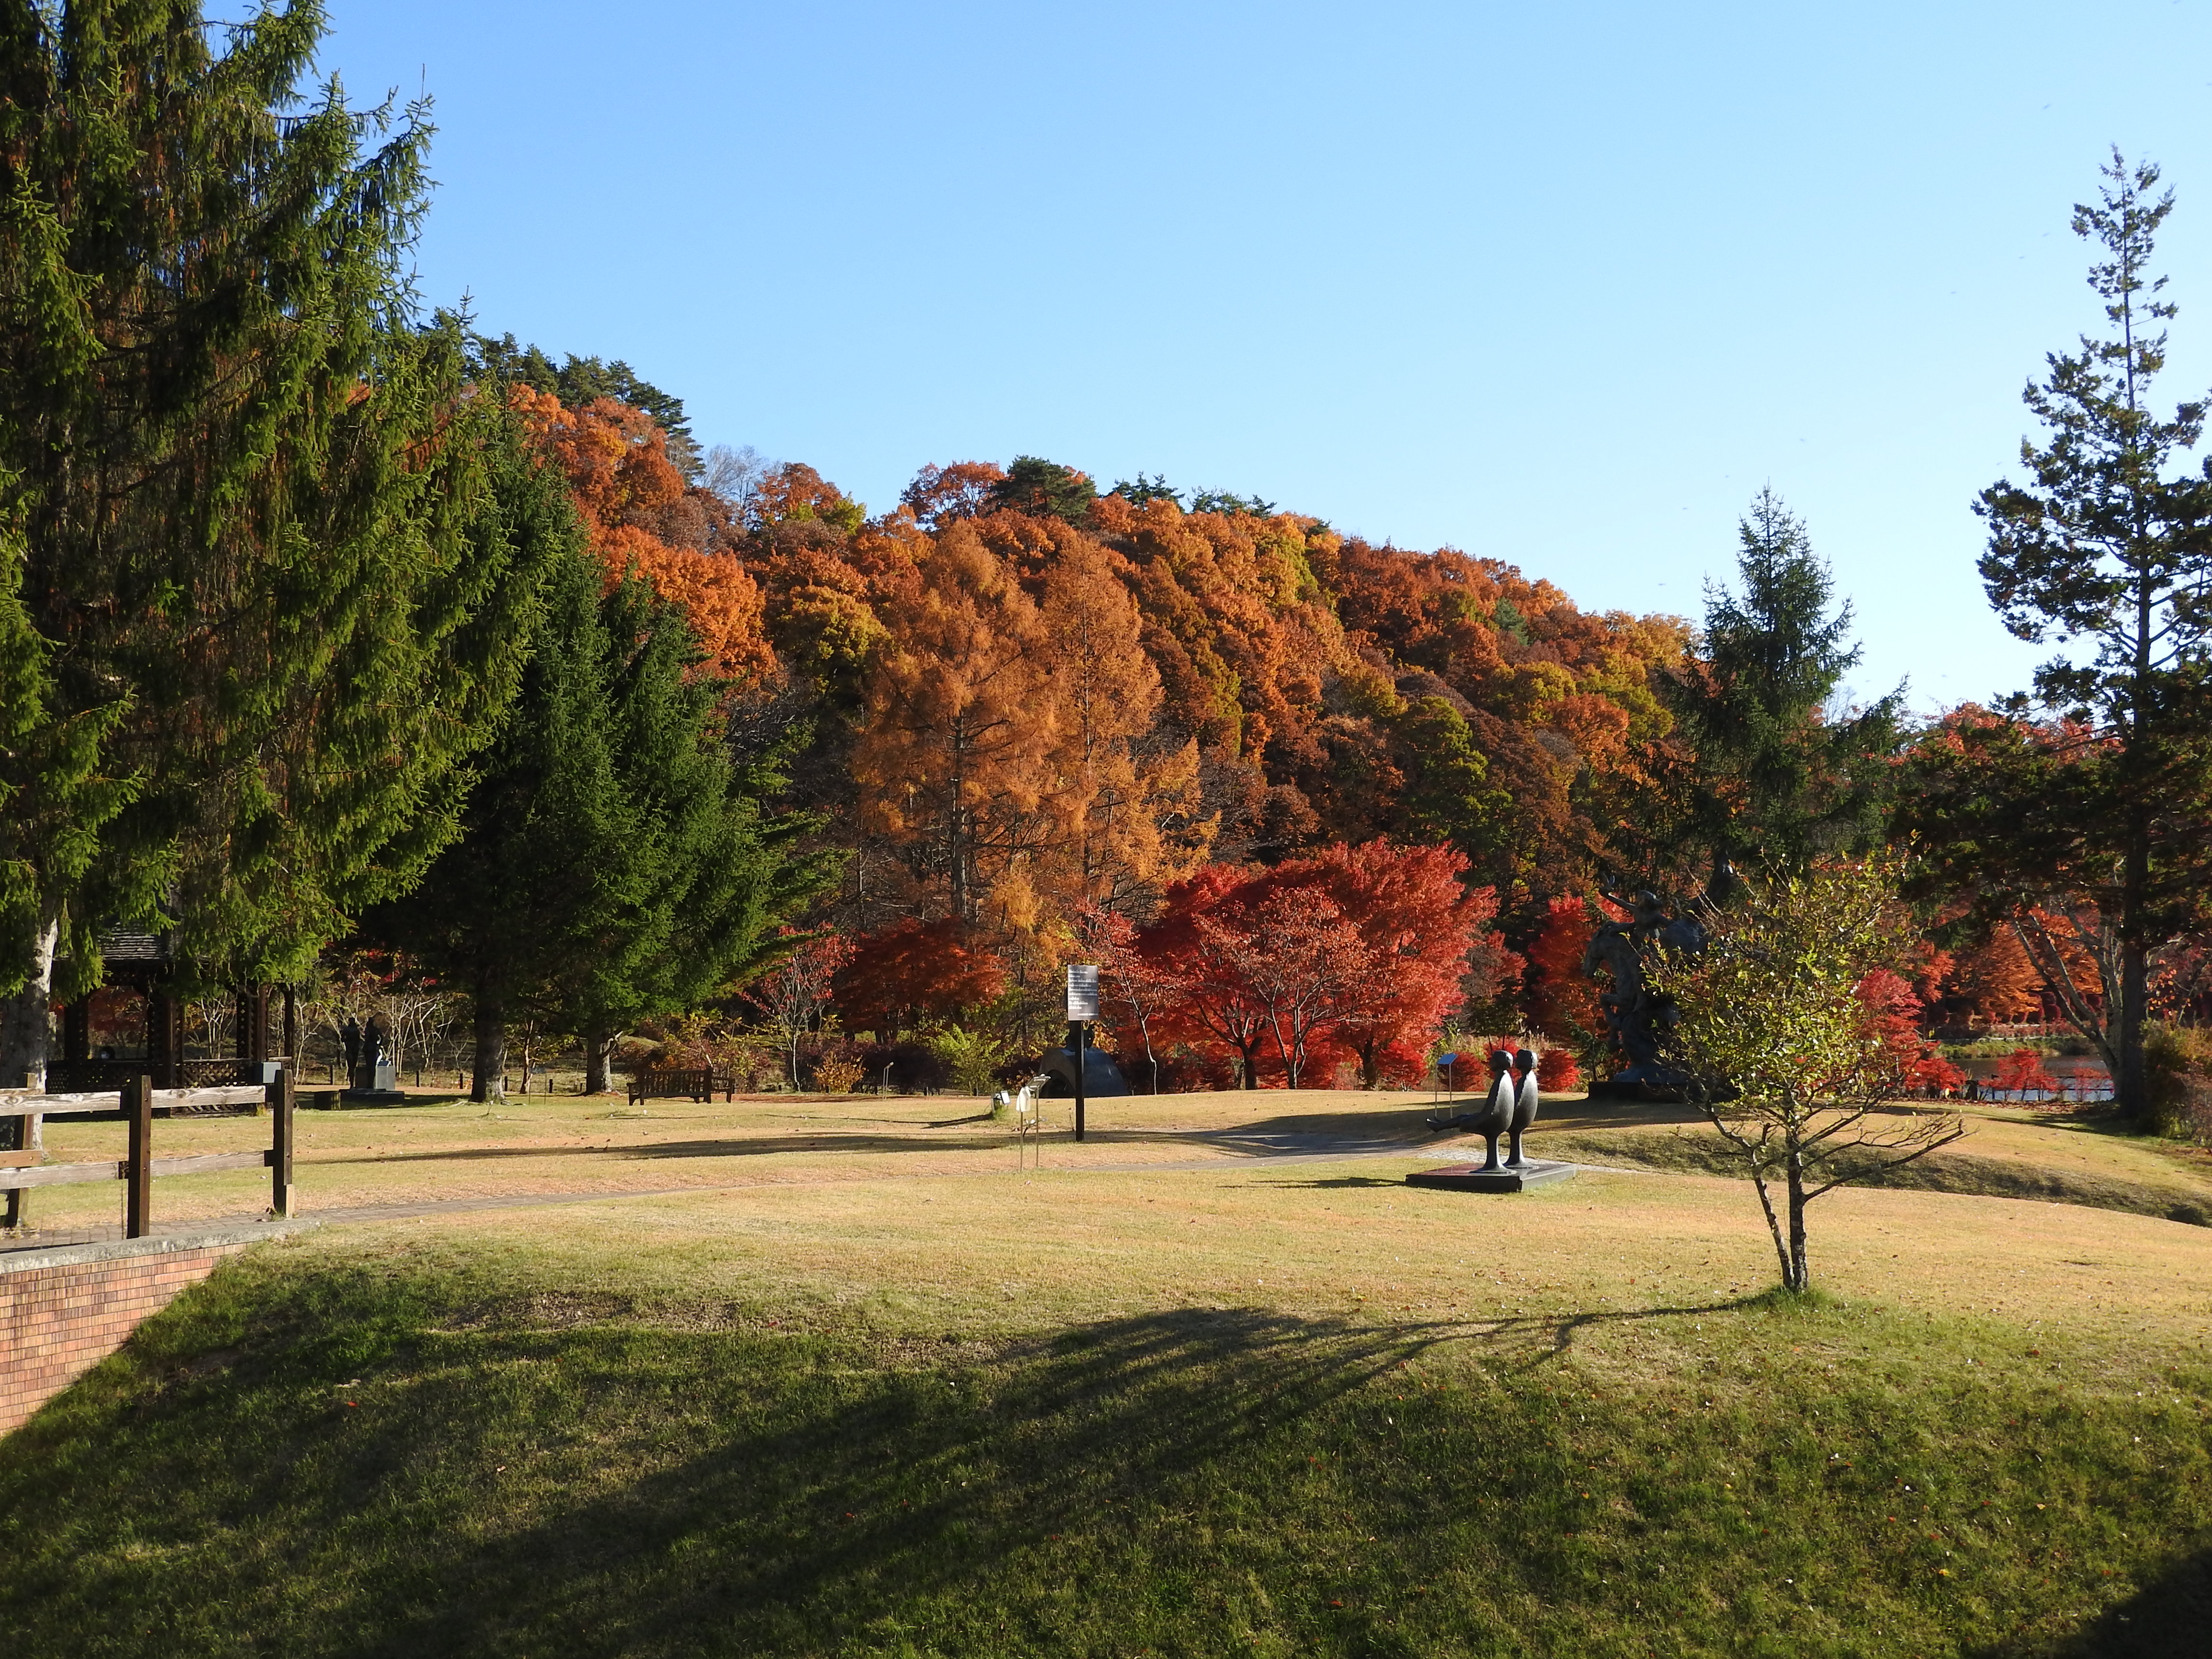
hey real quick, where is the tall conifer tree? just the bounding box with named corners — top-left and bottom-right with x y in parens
top-left (1904, 152), bottom-right (2212, 1122)
top-left (369, 472), bottom-right (831, 1101)
top-left (1659, 491), bottom-right (1900, 893)
top-left (0, 1), bottom-right (544, 1083)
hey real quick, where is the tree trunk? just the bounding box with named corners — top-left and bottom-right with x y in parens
top-left (471, 986), bottom-right (506, 1105)
top-left (2117, 932), bottom-right (2150, 1124)
top-left (0, 903), bottom-right (61, 1091)
top-left (1749, 1166), bottom-right (1788, 1288)
top-left (1784, 1165), bottom-right (1811, 1293)
top-left (584, 1026), bottom-right (613, 1095)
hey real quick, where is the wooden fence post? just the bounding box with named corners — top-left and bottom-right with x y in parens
top-left (124, 1074), bottom-right (153, 1238)
top-left (269, 1066), bottom-right (295, 1218)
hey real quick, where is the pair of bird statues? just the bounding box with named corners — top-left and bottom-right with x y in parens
top-left (1467, 1047), bottom-right (1542, 1172)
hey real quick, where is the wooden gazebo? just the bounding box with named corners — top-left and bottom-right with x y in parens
top-left (49, 929), bottom-right (296, 1092)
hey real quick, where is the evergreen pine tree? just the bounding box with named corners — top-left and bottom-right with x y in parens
top-left (1904, 152), bottom-right (2212, 1122)
top-left (365, 482), bottom-right (624, 1101)
top-left (565, 577), bottom-right (833, 1093)
top-left (1660, 490), bottom-right (1901, 894)
top-left (369, 467), bottom-right (833, 1101)
top-left (0, 1), bottom-right (543, 1083)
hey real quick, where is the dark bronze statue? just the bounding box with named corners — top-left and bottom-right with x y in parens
top-left (1582, 888), bottom-right (1708, 1092)
top-left (1509, 1046), bottom-right (1541, 1165)
top-left (1469, 1049), bottom-right (1517, 1170)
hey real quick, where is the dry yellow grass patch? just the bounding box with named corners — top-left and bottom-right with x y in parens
top-left (297, 1144), bottom-right (2212, 1386)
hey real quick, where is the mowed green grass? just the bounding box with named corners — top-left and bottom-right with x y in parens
top-left (3, 1116), bottom-right (2211, 1656)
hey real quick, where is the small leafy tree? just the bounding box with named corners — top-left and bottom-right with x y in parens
top-left (743, 930), bottom-right (855, 1087)
top-left (1076, 904), bottom-right (1178, 1094)
top-left (1646, 859), bottom-right (1964, 1293)
top-left (929, 1024), bottom-right (1012, 1096)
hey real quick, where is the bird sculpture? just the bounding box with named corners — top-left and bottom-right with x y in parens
top-left (1472, 1049), bottom-right (1517, 1171)
top-left (1509, 1046), bottom-right (1542, 1166)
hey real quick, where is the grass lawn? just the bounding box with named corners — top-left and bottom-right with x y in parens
top-left (2, 1089), bottom-right (2209, 1655)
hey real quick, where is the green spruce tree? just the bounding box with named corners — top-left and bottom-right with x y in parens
top-left (0, 1), bottom-right (544, 1083)
top-left (1659, 490), bottom-right (1901, 895)
top-left (565, 577), bottom-right (832, 1093)
top-left (369, 468), bottom-right (833, 1101)
top-left (365, 485), bottom-right (623, 1101)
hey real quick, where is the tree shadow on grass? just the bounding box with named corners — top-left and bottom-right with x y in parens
top-left (3, 1261), bottom-right (2186, 1659)
top-left (0, 1260), bottom-right (1766, 1658)
top-left (1975, 1545), bottom-right (2212, 1659)
top-left (309, 1300), bottom-right (1703, 1657)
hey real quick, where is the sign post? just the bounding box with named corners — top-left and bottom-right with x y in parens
top-left (1066, 964), bottom-right (1100, 1142)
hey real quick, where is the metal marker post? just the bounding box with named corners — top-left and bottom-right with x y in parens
top-left (1066, 964), bottom-right (1100, 1144)
top-left (1070, 1019), bottom-right (1087, 1142)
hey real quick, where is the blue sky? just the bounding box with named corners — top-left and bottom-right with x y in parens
top-left (319, 0), bottom-right (2212, 712)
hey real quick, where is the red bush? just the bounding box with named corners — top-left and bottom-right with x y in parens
top-left (1993, 1047), bottom-right (2058, 1094)
top-left (1537, 1048), bottom-right (1581, 1091)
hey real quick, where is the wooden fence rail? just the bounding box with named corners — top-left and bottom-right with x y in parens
top-left (0, 1074), bottom-right (294, 1237)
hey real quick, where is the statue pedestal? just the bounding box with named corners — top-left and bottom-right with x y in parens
top-left (1405, 1160), bottom-right (1576, 1194)
top-left (338, 1088), bottom-right (410, 1106)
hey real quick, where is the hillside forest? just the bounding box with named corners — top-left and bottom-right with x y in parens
top-left (4, 8), bottom-right (2209, 1130)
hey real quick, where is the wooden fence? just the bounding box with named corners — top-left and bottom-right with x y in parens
top-left (0, 1074), bottom-right (295, 1238)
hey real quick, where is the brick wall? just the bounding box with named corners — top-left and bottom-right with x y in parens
top-left (1, 1222), bottom-right (310, 1436)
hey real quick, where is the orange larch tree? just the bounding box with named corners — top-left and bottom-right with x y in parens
top-left (849, 524), bottom-right (1062, 924)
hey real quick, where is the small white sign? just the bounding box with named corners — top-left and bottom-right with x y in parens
top-left (1066, 964), bottom-right (1100, 1021)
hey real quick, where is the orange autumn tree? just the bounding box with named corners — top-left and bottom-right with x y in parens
top-left (511, 384), bottom-right (772, 681)
top-left (850, 524), bottom-right (1062, 924)
top-left (1948, 926), bottom-right (2044, 1023)
top-left (1035, 532), bottom-right (1214, 913)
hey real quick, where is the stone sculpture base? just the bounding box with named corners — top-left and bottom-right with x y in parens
top-left (337, 1088), bottom-right (411, 1106)
top-left (1405, 1160), bottom-right (1576, 1194)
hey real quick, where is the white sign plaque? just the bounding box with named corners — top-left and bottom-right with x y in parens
top-left (1065, 964), bottom-right (1101, 1021)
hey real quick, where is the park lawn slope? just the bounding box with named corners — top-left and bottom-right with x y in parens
top-left (1538, 1106), bottom-right (2212, 1230)
top-left (2, 1163), bottom-right (2211, 1658)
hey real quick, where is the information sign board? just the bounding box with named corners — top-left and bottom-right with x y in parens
top-left (1066, 964), bottom-right (1100, 1021)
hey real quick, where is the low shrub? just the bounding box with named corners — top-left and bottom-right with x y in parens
top-left (2143, 1022), bottom-right (2212, 1140)
top-left (854, 1040), bottom-right (949, 1094)
top-left (928, 1025), bottom-right (1012, 1095)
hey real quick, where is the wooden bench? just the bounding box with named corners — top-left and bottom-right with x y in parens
top-left (625, 1068), bottom-right (738, 1106)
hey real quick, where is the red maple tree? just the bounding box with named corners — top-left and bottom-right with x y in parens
top-left (1858, 968), bottom-right (1966, 1097)
top-left (831, 920), bottom-right (1006, 1037)
top-left (1140, 841), bottom-right (1498, 1089)
top-left (1290, 840), bottom-right (1497, 1087)
top-left (1196, 886), bottom-right (1371, 1088)
top-left (1076, 904), bottom-right (1181, 1093)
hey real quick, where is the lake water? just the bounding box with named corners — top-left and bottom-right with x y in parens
top-left (1958, 1054), bottom-right (2112, 1104)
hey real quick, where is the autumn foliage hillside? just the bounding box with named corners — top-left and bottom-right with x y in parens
top-left (501, 382), bottom-right (1703, 1073)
